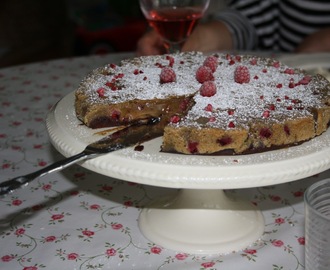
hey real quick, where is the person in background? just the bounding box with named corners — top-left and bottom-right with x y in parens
top-left (137, 0), bottom-right (330, 56)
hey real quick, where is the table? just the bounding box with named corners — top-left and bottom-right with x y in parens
top-left (0, 52), bottom-right (326, 270)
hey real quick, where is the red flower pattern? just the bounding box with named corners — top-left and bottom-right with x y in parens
top-left (270, 195), bottom-right (281, 202)
top-left (244, 249), bottom-right (257, 254)
top-left (51, 214), bottom-right (64, 220)
top-left (90, 204), bottom-right (101, 210)
top-left (275, 217), bottom-right (285, 224)
top-left (12, 199), bottom-right (22, 206)
top-left (175, 253), bottom-right (188, 260)
top-left (1, 255), bottom-right (14, 262)
top-left (272, 240), bottom-right (284, 247)
top-left (105, 248), bottom-right (117, 257)
top-left (111, 223), bottom-right (123, 230)
top-left (42, 184), bottom-right (52, 191)
top-left (124, 200), bottom-right (133, 207)
top-left (292, 191), bottom-right (304, 197)
top-left (23, 267), bottom-right (38, 270)
top-left (15, 228), bottom-right (25, 236)
top-left (45, 236), bottom-right (56, 242)
top-left (82, 230), bottom-right (94, 237)
top-left (201, 262), bottom-right (215, 268)
top-left (67, 253), bottom-right (79, 260)
top-left (297, 237), bottom-right (305, 245)
top-left (150, 247), bottom-right (162, 254)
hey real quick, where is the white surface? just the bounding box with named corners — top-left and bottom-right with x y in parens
top-left (46, 91), bottom-right (330, 189)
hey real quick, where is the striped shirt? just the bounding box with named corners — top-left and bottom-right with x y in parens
top-left (214, 0), bottom-right (330, 52)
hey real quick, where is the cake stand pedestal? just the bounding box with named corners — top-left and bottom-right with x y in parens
top-left (139, 189), bottom-right (264, 254)
top-left (46, 92), bottom-right (330, 254)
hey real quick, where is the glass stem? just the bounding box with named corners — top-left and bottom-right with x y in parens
top-left (164, 41), bottom-right (183, 54)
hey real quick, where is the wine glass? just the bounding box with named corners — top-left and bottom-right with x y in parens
top-left (139, 0), bottom-right (210, 53)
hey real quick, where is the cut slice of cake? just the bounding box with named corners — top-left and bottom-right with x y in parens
top-left (75, 53), bottom-right (202, 128)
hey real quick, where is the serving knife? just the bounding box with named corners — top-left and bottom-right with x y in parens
top-left (0, 117), bottom-right (161, 196)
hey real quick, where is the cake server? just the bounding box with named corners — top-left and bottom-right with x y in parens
top-left (0, 117), bottom-right (161, 196)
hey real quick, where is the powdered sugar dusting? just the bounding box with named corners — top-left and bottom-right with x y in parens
top-left (78, 52), bottom-right (204, 104)
top-left (77, 51), bottom-right (330, 132)
top-left (78, 52), bottom-right (328, 131)
top-left (171, 54), bottom-right (330, 129)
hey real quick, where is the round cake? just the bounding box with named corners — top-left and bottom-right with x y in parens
top-left (75, 52), bottom-right (330, 155)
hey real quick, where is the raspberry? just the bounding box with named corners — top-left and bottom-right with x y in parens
top-left (269, 104), bottom-right (276, 110)
top-left (284, 68), bottom-right (295, 75)
top-left (203, 56), bottom-right (218, 72)
top-left (217, 136), bottom-right (233, 146)
top-left (234, 65), bottom-right (250, 84)
top-left (133, 69), bottom-right (143, 75)
top-left (170, 115), bottom-right (180, 123)
top-left (188, 141), bottom-right (199, 154)
top-left (262, 110), bottom-right (270, 118)
top-left (227, 109), bottom-right (235, 115)
top-left (284, 125), bottom-right (290, 136)
top-left (96, 87), bottom-right (105, 97)
top-left (229, 59), bottom-right (235, 65)
top-left (105, 81), bottom-right (120, 91)
top-left (235, 55), bottom-right (242, 62)
top-left (273, 61), bottom-right (280, 68)
top-left (196, 66), bottom-right (214, 83)
top-left (209, 116), bottom-right (216, 122)
top-left (204, 104), bottom-right (213, 112)
top-left (288, 82), bottom-right (295, 88)
top-left (250, 58), bottom-right (257, 65)
top-left (166, 55), bottom-right (175, 67)
top-left (199, 81), bottom-right (217, 97)
top-left (179, 98), bottom-right (190, 111)
top-left (259, 127), bottom-right (272, 139)
top-left (228, 121), bottom-right (235, 128)
top-left (111, 110), bottom-right (120, 120)
top-left (298, 75), bottom-right (312, 85)
top-left (160, 67), bottom-right (176, 84)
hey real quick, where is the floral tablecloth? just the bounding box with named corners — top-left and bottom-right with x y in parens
top-left (0, 52), bottom-right (327, 270)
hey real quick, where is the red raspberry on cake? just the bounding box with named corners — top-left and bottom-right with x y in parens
top-left (200, 81), bottom-right (217, 97)
top-left (160, 67), bottom-right (176, 84)
top-left (170, 115), bottom-right (180, 123)
top-left (196, 66), bottom-right (214, 83)
top-left (204, 104), bottom-right (213, 112)
top-left (203, 56), bottom-right (218, 72)
top-left (96, 87), bottom-right (105, 97)
top-left (234, 65), bottom-right (250, 84)
top-left (166, 55), bottom-right (175, 67)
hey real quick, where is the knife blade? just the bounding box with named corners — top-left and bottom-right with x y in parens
top-left (0, 117), bottom-right (161, 196)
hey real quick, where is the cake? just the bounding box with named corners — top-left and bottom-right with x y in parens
top-left (75, 52), bottom-right (330, 155)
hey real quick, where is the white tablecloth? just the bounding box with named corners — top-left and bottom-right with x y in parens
top-left (0, 52), bottom-right (326, 270)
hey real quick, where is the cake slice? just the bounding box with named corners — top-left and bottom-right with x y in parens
top-left (75, 52), bottom-right (202, 128)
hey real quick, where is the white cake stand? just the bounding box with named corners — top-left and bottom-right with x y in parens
top-left (46, 92), bottom-right (330, 254)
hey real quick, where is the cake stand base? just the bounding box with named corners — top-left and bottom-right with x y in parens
top-left (139, 189), bottom-right (264, 254)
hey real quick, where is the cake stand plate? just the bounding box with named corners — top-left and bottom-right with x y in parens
top-left (46, 91), bottom-right (330, 254)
